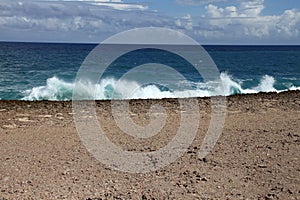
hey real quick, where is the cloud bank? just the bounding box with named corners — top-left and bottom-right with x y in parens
top-left (0, 0), bottom-right (299, 44)
top-left (176, 0), bottom-right (300, 44)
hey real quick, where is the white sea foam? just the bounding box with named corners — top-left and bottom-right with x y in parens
top-left (21, 73), bottom-right (299, 101)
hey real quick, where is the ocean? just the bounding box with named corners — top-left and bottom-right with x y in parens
top-left (0, 42), bottom-right (299, 100)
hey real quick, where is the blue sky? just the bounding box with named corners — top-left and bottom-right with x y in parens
top-left (0, 0), bottom-right (299, 44)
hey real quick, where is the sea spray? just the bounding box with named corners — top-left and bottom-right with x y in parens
top-left (22, 77), bottom-right (73, 101)
top-left (252, 75), bottom-right (277, 92)
top-left (21, 73), bottom-right (299, 101)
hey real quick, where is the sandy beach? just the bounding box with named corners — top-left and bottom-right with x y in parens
top-left (0, 91), bottom-right (299, 199)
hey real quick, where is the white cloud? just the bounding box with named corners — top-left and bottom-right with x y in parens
top-left (205, 0), bottom-right (263, 18)
top-left (91, 2), bottom-right (148, 11)
top-left (0, 0), bottom-right (177, 43)
top-left (276, 9), bottom-right (300, 37)
top-left (176, 0), bottom-right (228, 5)
top-left (205, 4), bottom-right (224, 18)
top-left (239, 0), bottom-right (264, 17)
top-left (39, 0), bottom-right (148, 11)
top-left (0, 0), bottom-right (299, 44)
top-left (193, 0), bottom-right (300, 43)
top-left (175, 14), bottom-right (193, 30)
top-left (0, 1), bottom-right (154, 31)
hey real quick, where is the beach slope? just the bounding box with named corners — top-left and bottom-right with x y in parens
top-left (0, 91), bottom-right (299, 199)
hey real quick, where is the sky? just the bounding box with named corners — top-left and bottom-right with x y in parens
top-left (0, 0), bottom-right (299, 44)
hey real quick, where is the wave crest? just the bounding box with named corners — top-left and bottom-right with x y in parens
top-left (22, 73), bottom-right (299, 101)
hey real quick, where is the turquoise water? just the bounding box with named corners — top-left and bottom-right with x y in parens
top-left (0, 42), bottom-right (299, 100)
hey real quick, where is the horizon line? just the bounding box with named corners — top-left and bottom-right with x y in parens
top-left (1, 40), bottom-right (300, 46)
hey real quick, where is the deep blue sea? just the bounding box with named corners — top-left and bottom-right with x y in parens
top-left (0, 42), bottom-right (299, 100)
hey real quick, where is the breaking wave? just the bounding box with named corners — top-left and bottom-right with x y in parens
top-left (21, 73), bottom-right (300, 101)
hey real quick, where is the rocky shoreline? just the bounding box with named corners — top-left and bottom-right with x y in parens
top-left (0, 91), bottom-right (299, 199)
